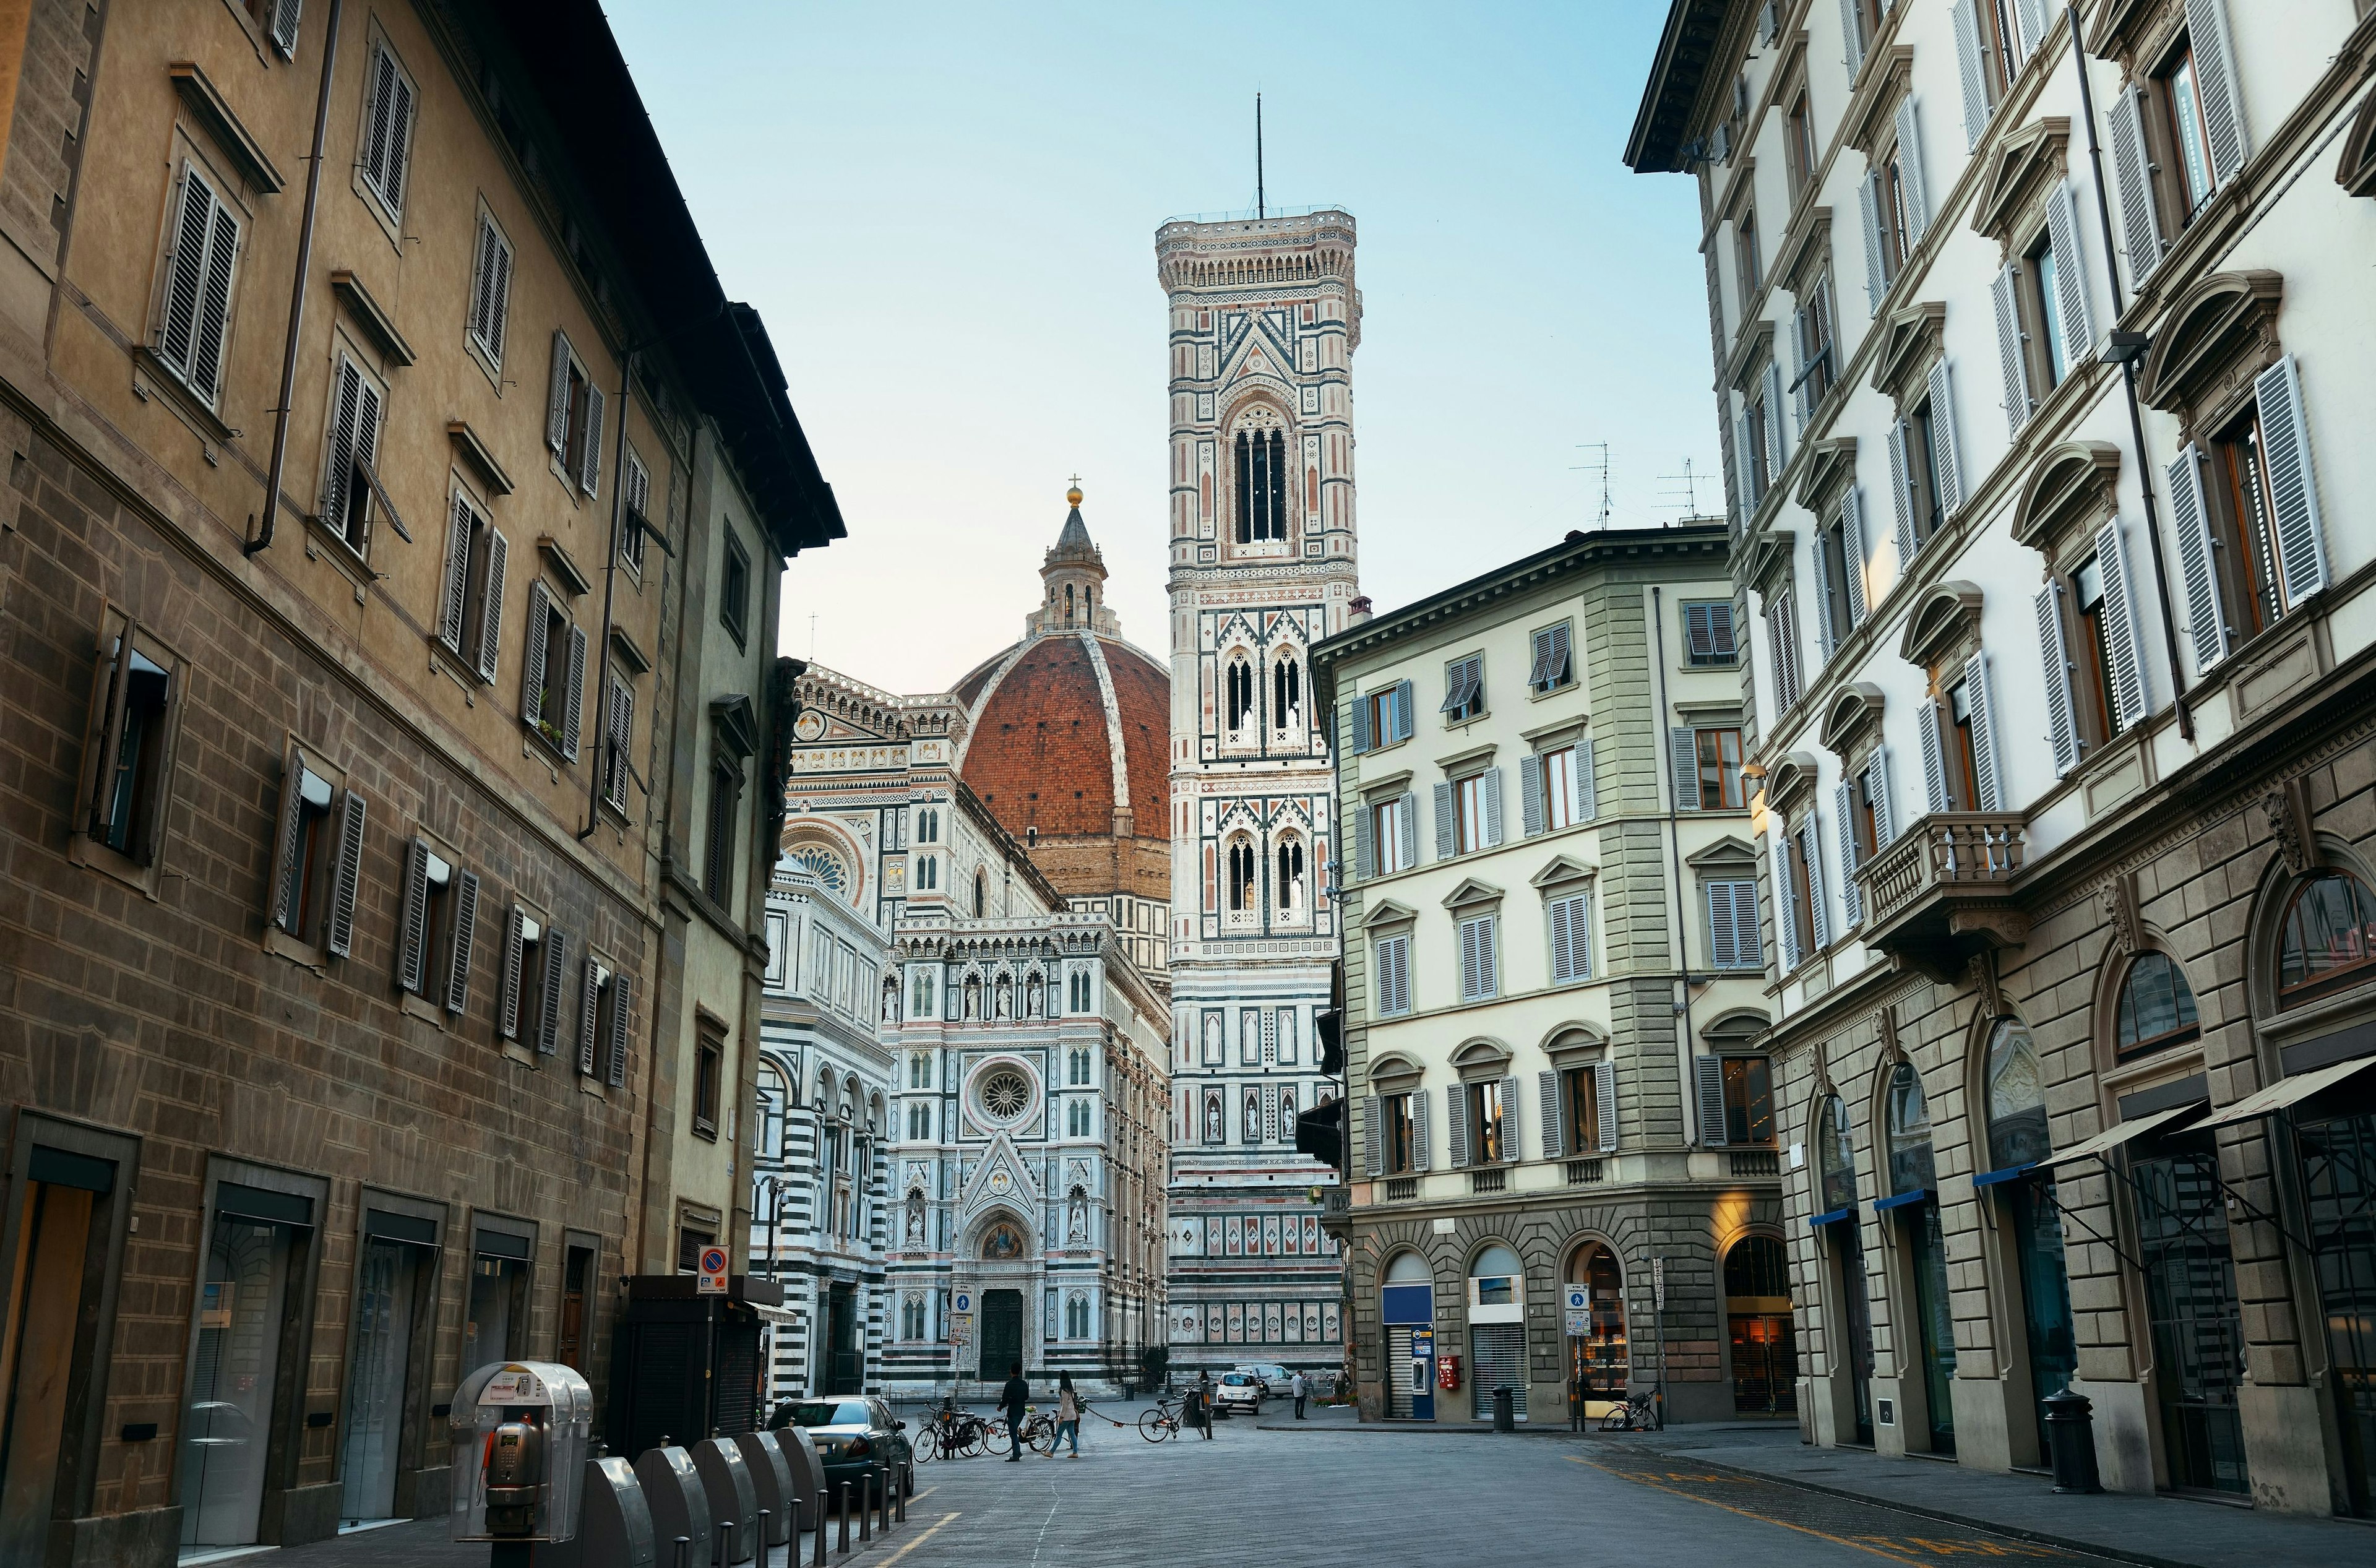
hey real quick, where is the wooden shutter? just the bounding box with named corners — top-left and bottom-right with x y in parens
top-left (1926, 358), bottom-right (1963, 513)
top-left (1839, 0), bottom-right (1865, 72)
top-left (1479, 767), bottom-right (1502, 848)
top-left (1446, 1085), bottom-right (1469, 1168)
top-left (1895, 97), bottom-right (1929, 243)
top-left (1478, 916), bottom-right (1498, 996)
top-left (2184, 0), bottom-right (2247, 183)
top-left (1841, 489), bottom-right (1869, 624)
top-left (270, 746), bottom-right (311, 934)
top-left (322, 357), bottom-right (364, 526)
top-left (1965, 652), bottom-right (2000, 811)
top-left (497, 903), bottom-right (527, 1038)
top-left (1575, 737), bottom-right (1597, 821)
top-left (268, 0), bottom-right (301, 57)
top-left (2108, 86), bottom-right (2164, 281)
top-left (1394, 795), bottom-right (1416, 872)
top-left (1520, 751), bottom-right (1544, 837)
top-left (1409, 1087), bottom-right (1430, 1171)
top-left (1671, 726), bottom-right (1700, 812)
top-left (2036, 582), bottom-right (2078, 776)
top-left (606, 676), bottom-right (635, 812)
top-left (1497, 1075), bottom-right (1519, 1163)
top-left (2167, 446), bottom-right (2227, 672)
top-left (1992, 264), bottom-right (2030, 434)
top-left (1392, 680), bottom-right (1414, 743)
top-left (536, 929), bottom-right (568, 1056)
top-left (1763, 360), bottom-right (1786, 481)
top-left (1707, 881), bottom-right (1739, 970)
top-left (1836, 781), bottom-right (1864, 927)
top-left (1549, 895), bottom-right (1574, 983)
top-left (474, 529), bottom-right (508, 683)
top-left (2095, 519), bottom-right (2148, 731)
top-left (1538, 1071), bottom-right (1565, 1161)
top-left (1432, 782), bottom-right (1455, 862)
top-left (1695, 1054), bottom-right (1728, 1147)
top-left (363, 48), bottom-right (414, 212)
top-left (1951, 0), bottom-right (1990, 150)
top-left (1869, 751), bottom-right (1896, 846)
top-left (326, 790), bottom-right (366, 958)
top-left (1800, 821), bottom-right (1829, 950)
top-left (159, 171), bottom-right (214, 384)
top-left (579, 382), bottom-right (605, 496)
top-left (1354, 798), bottom-right (1374, 879)
top-left (439, 496), bottom-right (475, 653)
top-left (2046, 184), bottom-right (2093, 362)
top-left (607, 973), bottom-right (633, 1087)
top-left (548, 332), bottom-right (574, 455)
top-left (471, 218), bottom-right (512, 365)
top-left (445, 869), bottom-right (480, 1015)
top-left (1350, 696), bottom-right (1372, 755)
top-left (577, 960), bottom-right (602, 1074)
top-left (1889, 420), bottom-right (1917, 566)
top-left (520, 581), bottom-right (551, 726)
top-left (1594, 1060), bottom-right (1618, 1152)
top-left (2254, 356), bottom-right (2327, 609)
top-left (559, 624), bottom-right (588, 762)
top-left (1919, 698), bottom-right (1949, 812)
top-left (1772, 831), bottom-right (1799, 971)
top-left (1810, 530), bottom-right (1836, 660)
top-left (1735, 406), bottom-right (1758, 513)
top-left (1858, 170), bottom-right (1887, 309)
top-left (2017, 0), bottom-right (2051, 59)
top-left (1363, 1096), bottom-right (1384, 1176)
top-left (396, 838), bottom-right (431, 994)
top-left (1458, 917), bottom-right (1482, 1000)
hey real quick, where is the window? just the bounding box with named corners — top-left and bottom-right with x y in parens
top-left (1706, 877), bottom-right (1761, 970)
top-left (1068, 970), bottom-right (1091, 1014)
top-left (1457, 913), bottom-right (1497, 1002)
top-left (720, 528), bottom-right (752, 647)
top-left (358, 42), bottom-right (416, 218)
top-left (1527, 623), bottom-right (1573, 695)
top-left (2115, 952), bottom-right (2201, 1059)
top-left (522, 584), bottom-right (585, 759)
top-left (248, 0), bottom-right (301, 56)
top-left (1455, 773), bottom-right (1492, 855)
top-left (902, 1295), bottom-right (927, 1340)
top-left (1793, 267), bottom-right (1836, 417)
top-left (1992, 189), bottom-right (2091, 436)
top-left (1673, 725), bottom-right (1745, 811)
top-left (155, 162), bottom-right (242, 408)
top-left (1373, 933), bottom-right (1411, 1017)
top-left (2174, 363), bottom-right (2326, 663)
top-left (1776, 824), bottom-right (1819, 968)
top-left (1955, 0), bottom-right (2041, 147)
top-left (1562, 1066), bottom-right (1606, 1156)
top-left (2161, 36), bottom-right (2219, 218)
top-left (2026, 230), bottom-right (2069, 390)
top-left (1548, 891), bottom-right (1591, 984)
top-left (1381, 1092), bottom-right (1419, 1174)
top-left (78, 618), bottom-right (184, 873)
top-left (1890, 367), bottom-right (1961, 559)
top-left (1466, 1080), bottom-right (1507, 1164)
top-left (1367, 793), bottom-right (1414, 876)
top-left (1724, 1056), bottom-right (1776, 1145)
top-left (907, 1102), bottom-right (931, 1140)
top-left (704, 757), bottom-right (741, 905)
top-left (1742, 373), bottom-right (1776, 509)
top-left (2276, 872), bottom-right (2376, 1004)
top-left (1817, 514), bottom-right (1856, 650)
top-left (1234, 424), bottom-right (1288, 543)
top-left (1354, 681), bottom-right (1413, 751)
top-left (1736, 204), bottom-right (1762, 304)
top-left (693, 1022), bottom-right (724, 1139)
top-left (910, 967), bottom-right (937, 1019)
top-left (1684, 601), bottom-right (1738, 666)
top-left (1441, 653), bottom-right (1484, 723)
top-left (1227, 837), bottom-right (1256, 913)
top-left (579, 960), bottom-right (631, 1087)
top-left (601, 672), bottom-right (635, 814)
top-left (1067, 1100), bottom-right (1091, 1137)
top-left (545, 332), bottom-right (605, 498)
top-left (319, 353), bottom-right (385, 556)
top-left (1065, 1293), bottom-right (1090, 1338)
top-left (619, 446), bottom-right (652, 574)
top-left (396, 838), bottom-right (479, 1015)
top-left (1226, 655), bottom-right (1254, 730)
top-left (915, 854), bottom-right (937, 892)
top-left (1273, 654), bottom-right (1302, 728)
top-left (1276, 837), bottom-right (1306, 916)
top-left (467, 211), bottom-right (513, 371)
top-left (267, 749), bottom-right (365, 955)
top-left (1785, 90), bottom-right (1816, 199)
top-left (437, 493), bottom-right (508, 684)
top-left (675, 1226), bottom-right (713, 1275)
top-left (1538, 743), bottom-right (1588, 832)
top-left (499, 907), bottom-right (566, 1054)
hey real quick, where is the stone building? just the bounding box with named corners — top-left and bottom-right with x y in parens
top-left (0, 3), bottom-right (837, 1561)
top-left (1315, 523), bottom-right (1786, 1426)
top-left (1155, 210), bottom-right (1361, 1376)
top-left (1629, 0), bottom-right (2376, 1514)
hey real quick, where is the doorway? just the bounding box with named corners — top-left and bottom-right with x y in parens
top-left (556, 1244), bottom-right (594, 1374)
top-left (179, 1186), bottom-right (313, 1555)
top-left (1569, 1245), bottom-right (1628, 1421)
top-left (2133, 1133), bottom-right (2249, 1496)
top-left (0, 1155), bottom-right (110, 1566)
top-left (339, 1218), bottom-right (433, 1530)
top-left (1723, 1236), bottom-right (1794, 1416)
top-left (1832, 1223), bottom-right (1875, 1444)
top-left (1902, 1202), bottom-right (1957, 1455)
top-left (2297, 1098), bottom-right (2376, 1514)
top-left (824, 1283), bottom-right (861, 1394)
top-left (979, 1289), bottom-right (1023, 1382)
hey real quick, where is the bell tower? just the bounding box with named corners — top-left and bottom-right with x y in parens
top-left (1156, 208), bottom-right (1360, 1371)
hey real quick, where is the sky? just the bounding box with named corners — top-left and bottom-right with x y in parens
top-left (608, 1), bottom-right (1718, 696)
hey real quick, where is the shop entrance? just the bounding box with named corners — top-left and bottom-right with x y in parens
top-left (1567, 1245), bottom-right (1627, 1421)
top-left (2296, 1098), bottom-right (2376, 1513)
top-left (1984, 1020), bottom-right (2075, 1463)
top-left (2133, 1131), bottom-right (2249, 1496)
top-left (338, 1218), bottom-right (434, 1529)
top-left (0, 1152), bottom-right (113, 1567)
top-left (1380, 1252), bottom-right (1434, 1420)
top-left (1817, 1093), bottom-right (1873, 1444)
top-left (1885, 1062), bottom-right (1953, 1454)
top-left (179, 1184), bottom-right (315, 1555)
top-left (1722, 1236), bottom-right (1794, 1416)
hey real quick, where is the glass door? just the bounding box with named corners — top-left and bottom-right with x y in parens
top-left (1905, 1202), bottom-right (1958, 1455)
top-left (2006, 1173), bottom-right (2077, 1460)
top-left (2133, 1136), bottom-right (2249, 1496)
top-left (1834, 1223), bottom-right (1875, 1444)
top-left (463, 1251), bottom-right (527, 1375)
top-left (338, 1238), bottom-right (421, 1528)
top-left (2296, 1105), bottom-right (2376, 1515)
top-left (179, 1215), bottom-right (299, 1554)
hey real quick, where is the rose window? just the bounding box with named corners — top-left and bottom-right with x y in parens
top-left (981, 1070), bottom-right (1030, 1121)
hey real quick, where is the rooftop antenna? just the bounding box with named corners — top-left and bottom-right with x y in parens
top-left (1256, 93), bottom-right (1265, 218)
top-left (808, 612), bottom-right (817, 662)
top-left (1656, 457), bottom-right (1705, 520)
top-left (1570, 443), bottom-right (1613, 529)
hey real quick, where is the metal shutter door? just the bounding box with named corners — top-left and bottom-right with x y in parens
top-left (1387, 1327), bottom-right (1416, 1418)
top-left (1469, 1324), bottom-right (1526, 1421)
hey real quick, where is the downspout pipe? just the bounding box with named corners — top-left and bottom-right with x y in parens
top-left (2062, 2), bottom-right (2193, 740)
top-left (247, 0), bottom-right (342, 557)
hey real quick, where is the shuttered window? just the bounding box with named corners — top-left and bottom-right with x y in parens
top-left (1441, 655), bottom-right (1484, 721)
top-left (1458, 914), bottom-right (1497, 1002)
top-left (1766, 580), bottom-right (1804, 714)
top-left (467, 212), bottom-right (514, 369)
top-left (155, 163), bottom-right (241, 408)
top-left (358, 43), bottom-right (417, 218)
top-left (1706, 879), bottom-right (1760, 970)
top-left (1527, 622), bottom-right (1573, 694)
top-left (1548, 892), bottom-right (1591, 984)
top-left (1684, 601), bottom-right (1737, 665)
top-left (1374, 934), bottom-right (1411, 1018)
top-left (603, 672), bottom-right (636, 814)
top-left (621, 446), bottom-right (652, 572)
top-left (320, 353), bottom-right (385, 556)
top-left (395, 838), bottom-right (475, 1011)
top-left (266, 0), bottom-right (302, 57)
top-left (438, 493), bottom-right (507, 684)
top-left (267, 749), bottom-right (364, 957)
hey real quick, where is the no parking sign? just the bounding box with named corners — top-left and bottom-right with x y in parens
top-left (697, 1246), bottom-right (729, 1294)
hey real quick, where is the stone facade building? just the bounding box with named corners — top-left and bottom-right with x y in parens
top-left (1156, 210), bottom-right (1360, 1376)
top-left (1315, 523), bottom-right (1786, 1426)
top-left (1630, 0), bottom-right (2376, 1514)
top-left (0, 4), bottom-right (837, 1562)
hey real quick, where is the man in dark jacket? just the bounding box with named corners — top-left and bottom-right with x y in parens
top-left (999, 1362), bottom-right (1030, 1462)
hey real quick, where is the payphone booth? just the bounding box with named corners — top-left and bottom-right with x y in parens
top-left (450, 1361), bottom-right (593, 1553)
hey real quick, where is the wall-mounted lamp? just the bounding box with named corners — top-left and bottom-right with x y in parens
top-left (2099, 330), bottom-right (2151, 366)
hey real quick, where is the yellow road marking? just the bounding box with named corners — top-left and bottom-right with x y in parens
top-left (908, 1485), bottom-right (937, 1504)
top-left (1569, 1456), bottom-right (1937, 1568)
top-left (874, 1509), bottom-right (960, 1565)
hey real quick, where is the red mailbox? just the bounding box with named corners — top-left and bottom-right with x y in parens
top-left (1436, 1354), bottom-right (1461, 1391)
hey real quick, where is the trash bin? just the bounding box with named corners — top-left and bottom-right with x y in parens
top-left (1491, 1385), bottom-right (1515, 1432)
top-left (2042, 1388), bottom-right (2101, 1494)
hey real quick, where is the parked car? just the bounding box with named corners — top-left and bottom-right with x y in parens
top-left (1213, 1371), bottom-right (1263, 1416)
top-left (1234, 1362), bottom-right (1291, 1395)
top-left (774, 1397), bottom-right (913, 1500)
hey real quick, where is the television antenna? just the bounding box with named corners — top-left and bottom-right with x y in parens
top-left (1656, 458), bottom-right (1707, 519)
top-left (1570, 444), bottom-right (1613, 529)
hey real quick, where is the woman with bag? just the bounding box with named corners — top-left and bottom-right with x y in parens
top-left (1051, 1372), bottom-right (1082, 1457)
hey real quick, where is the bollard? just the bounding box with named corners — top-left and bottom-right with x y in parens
top-left (895, 1471), bottom-right (906, 1523)
top-left (812, 1494), bottom-right (826, 1568)
top-left (674, 1536), bottom-right (692, 1568)
top-left (837, 1483), bottom-right (850, 1555)
top-left (2042, 1388), bottom-right (2103, 1494)
top-left (859, 1471), bottom-right (872, 1541)
top-left (719, 1518), bottom-right (736, 1566)
top-left (758, 1508), bottom-right (771, 1553)
top-left (879, 1467), bottom-right (890, 1533)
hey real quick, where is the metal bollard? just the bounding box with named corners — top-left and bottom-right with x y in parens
top-left (895, 1470), bottom-right (906, 1523)
top-left (758, 1509), bottom-right (770, 1554)
top-left (812, 1493), bottom-right (827, 1568)
top-left (674, 1536), bottom-right (692, 1568)
top-left (859, 1471), bottom-right (872, 1541)
top-left (2042, 1387), bottom-right (2103, 1494)
top-left (879, 1467), bottom-right (890, 1533)
top-left (720, 1518), bottom-right (736, 1566)
top-left (837, 1482), bottom-right (850, 1554)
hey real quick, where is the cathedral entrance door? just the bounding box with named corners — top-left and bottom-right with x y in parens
top-left (981, 1289), bottom-right (1024, 1380)
top-left (825, 1283), bottom-right (861, 1394)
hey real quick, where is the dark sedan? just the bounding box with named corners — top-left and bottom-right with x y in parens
top-left (773, 1397), bottom-right (913, 1503)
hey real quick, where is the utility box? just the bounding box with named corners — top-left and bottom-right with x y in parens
top-left (689, 1439), bottom-right (757, 1564)
top-left (608, 1275), bottom-right (780, 1461)
top-left (536, 1457), bottom-right (657, 1568)
top-left (448, 1362), bottom-right (595, 1543)
top-left (731, 1432), bottom-right (795, 1548)
top-left (632, 1446), bottom-right (710, 1567)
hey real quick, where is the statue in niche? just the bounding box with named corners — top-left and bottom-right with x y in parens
top-left (1026, 974), bottom-right (1044, 1018)
top-left (963, 975), bottom-right (981, 1020)
top-left (1067, 1186), bottom-right (1087, 1244)
top-left (905, 1191), bottom-right (925, 1247)
top-left (995, 973), bottom-right (1012, 1019)
top-left (881, 980), bottom-right (900, 1023)
top-left (1203, 1094), bottom-right (1223, 1144)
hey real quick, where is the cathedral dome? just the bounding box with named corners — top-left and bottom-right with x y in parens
top-left (949, 491), bottom-right (1171, 907)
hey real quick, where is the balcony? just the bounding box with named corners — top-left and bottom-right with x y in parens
top-left (1384, 1176), bottom-right (1419, 1202)
top-left (1727, 1148), bottom-right (1780, 1178)
top-left (1856, 812), bottom-right (2030, 981)
top-left (1469, 1168), bottom-right (1507, 1195)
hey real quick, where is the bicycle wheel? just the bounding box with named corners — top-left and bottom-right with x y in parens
top-left (1138, 1408), bottom-right (1168, 1442)
top-left (960, 1421), bottom-right (985, 1458)
top-left (913, 1427), bottom-right (937, 1464)
top-left (984, 1419), bottom-right (1012, 1457)
top-left (1029, 1420), bottom-right (1056, 1455)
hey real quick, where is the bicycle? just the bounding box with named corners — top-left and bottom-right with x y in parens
top-left (1137, 1398), bottom-right (1183, 1442)
top-left (1599, 1389), bottom-right (1662, 1432)
top-left (984, 1405), bottom-right (1041, 1457)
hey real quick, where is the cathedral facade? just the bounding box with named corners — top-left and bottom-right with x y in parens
top-left (1156, 210), bottom-right (1362, 1373)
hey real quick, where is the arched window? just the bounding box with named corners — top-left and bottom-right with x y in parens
top-left (1065, 1291), bottom-right (1090, 1338)
top-left (1234, 424), bottom-right (1288, 543)
top-left (1226, 656), bottom-right (1254, 731)
top-left (1885, 1062), bottom-right (1935, 1195)
top-left (1276, 836), bottom-right (1306, 916)
top-left (973, 869), bottom-right (986, 918)
top-left (1816, 1093), bottom-right (1857, 1213)
top-left (1273, 655), bottom-right (1302, 726)
top-left (1064, 584), bottom-right (1075, 621)
top-left (2114, 952), bottom-right (2200, 1059)
top-left (756, 1062), bottom-right (786, 1160)
top-left (1985, 1020), bottom-right (2048, 1170)
top-left (1228, 837), bottom-right (1257, 912)
top-left (2277, 871), bottom-right (2376, 1003)
top-left (1724, 1234), bottom-right (1789, 1296)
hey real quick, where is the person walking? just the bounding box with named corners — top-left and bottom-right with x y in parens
top-left (1191, 1370), bottom-right (1216, 1439)
top-left (1291, 1369), bottom-right (1308, 1420)
top-left (1051, 1372), bottom-right (1081, 1457)
top-left (999, 1361), bottom-right (1031, 1462)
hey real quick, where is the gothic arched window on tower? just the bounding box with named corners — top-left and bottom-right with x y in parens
top-left (1273, 653), bottom-right (1302, 730)
top-left (1226, 656), bottom-right (1254, 732)
top-left (1276, 836), bottom-right (1306, 917)
top-left (1234, 426), bottom-right (1288, 543)
top-left (1227, 836), bottom-right (1257, 912)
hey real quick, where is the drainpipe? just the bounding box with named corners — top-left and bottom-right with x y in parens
top-left (1650, 587), bottom-right (1701, 1139)
top-left (2062, 3), bottom-right (2193, 740)
top-left (247, 0), bottom-right (342, 556)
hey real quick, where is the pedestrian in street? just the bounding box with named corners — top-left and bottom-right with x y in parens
top-left (1291, 1369), bottom-right (1308, 1420)
top-left (1192, 1369), bottom-right (1216, 1439)
top-left (1052, 1372), bottom-right (1082, 1457)
top-left (1000, 1361), bottom-right (1031, 1462)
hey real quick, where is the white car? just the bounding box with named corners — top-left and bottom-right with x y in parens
top-left (1213, 1372), bottom-right (1263, 1416)
top-left (1234, 1362), bottom-right (1291, 1396)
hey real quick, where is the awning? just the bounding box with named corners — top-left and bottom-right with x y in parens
top-left (1807, 1205), bottom-right (1855, 1228)
top-left (2039, 1100), bottom-right (2206, 1170)
top-left (2201, 1054), bottom-right (2376, 1129)
top-left (1872, 1190), bottom-right (1932, 1213)
top-left (748, 1301), bottom-right (801, 1325)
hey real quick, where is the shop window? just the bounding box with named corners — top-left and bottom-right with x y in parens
top-left (1724, 1236), bottom-right (1797, 1416)
top-left (2114, 952), bottom-right (2201, 1059)
top-left (2277, 872), bottom-right (2376, 1005)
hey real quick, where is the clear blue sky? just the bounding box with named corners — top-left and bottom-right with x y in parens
top-left (608, 1), bottom-right (1717, 695)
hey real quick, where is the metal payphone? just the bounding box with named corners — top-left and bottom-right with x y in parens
top-left (449, 1361), bottom-right (594, 1550)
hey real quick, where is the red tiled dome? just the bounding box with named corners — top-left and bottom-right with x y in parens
top-left (956, 632), bottom-right (1170, 844)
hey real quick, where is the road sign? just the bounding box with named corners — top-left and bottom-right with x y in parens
top-left (1651, 1256), bottom-right (1666, 1310)
top-left (1563, 1285), bottom-right (1591, 1337)
top-left (952, 1290), bottom-right (973, 1315)
top-left (697, 1246), bottom-right (729, 1295)
top-left (950, 1312), bottom-right (973, 1345)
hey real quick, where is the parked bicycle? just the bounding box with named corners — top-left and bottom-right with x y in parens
top-left (913, 1400), bottom-right (991, 1460)
top-left (983, 1405), bottom-right (1052, 1457)
top-left (1599, 1389), bottom-right (1662, 1432)
top-left (1137, 1398), bottom-right (1184, 1442)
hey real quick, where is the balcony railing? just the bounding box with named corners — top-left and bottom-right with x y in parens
top-left (1469, 1168), bottom-right (1507, 1195)
top-left (1384, 1176), bottom-right (1419, 1202)
top-left (1565, 1160), bottom-right (1604, 1186)
top-left (1854, 812), bottom-right (2031, 978)
top-left (1728, 1148), bottom-right (1780, 1178)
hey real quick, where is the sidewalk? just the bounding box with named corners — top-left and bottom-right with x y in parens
top-left (1634, 1425), bottom-right (2373, 1568)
